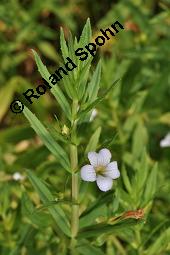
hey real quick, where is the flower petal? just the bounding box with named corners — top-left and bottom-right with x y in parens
top-left (88, 152), bottom-right (98, 166)
top-left (98, 148), bottom-right (112, 166)
top-left (96, 175), bottom-right (113, 192)
top-left (160, 133), bottom-right (170, 148)
top-left (80, 165), bottom-right (96, 182)
top-left (90, 108), bottom-right (98, 122)
top-left (105, 161), bottom-right (120, 179)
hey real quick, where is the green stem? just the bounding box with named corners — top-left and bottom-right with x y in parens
top-left (70, 145), bottom-right (79, 237)
top-left (70, 100), bottom-right (79, 253)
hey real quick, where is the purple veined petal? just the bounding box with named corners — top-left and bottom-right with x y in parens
top-left (98, 148), bottom-right (112, 166)
top-left (88, 152), bottom-right (99, 167)
top-left (105, 161), bottom-right (120, 179)
top-left (96, 175), bottom-right (113, 192)
top-left (80, 165), bottom-right (96, 182)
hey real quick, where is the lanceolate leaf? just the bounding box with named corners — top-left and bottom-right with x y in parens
top-left (87, 60), bottom-right (102, 103)
top-left (10, 225), bottom-right (35, 255)
top-left (60, 28), bottom-right (69, 62)
top-left (23, 106), bottom-right (70, 172)
top-left (59, 32), bottom-right (78, 99)
top-left (79, 79), bottom-right (120, 118)
top-left (80, 190), bottom-right (114, 218)
top-left (143, 163), bottom-right (158, 206)
top-left (51, 85), bottom-right (72, 121)
top-left (79, 18), bottom-right (92, 47)
top-left (32, 49), bottom-right (49, 81)
top-left (22, 193), bottom-right (52, 228)
top-left (121, 165), bottom-right (132, 194)
top-left (0, 82), bottom-right (16, 121)
top-left (77, 57), bottom-right (92, 100)
top-left (80, 205), bottom-right (107, 228)
top-left (85, 126), bottom-right (101, 153)
top-left (145, 227), bottom-right (170, 255)
top-left (78, 219), bottom-right (142, 239)
top-left (27, 170), bottom-right (71, 237)
top-left (32, 50), bottom-right (72, 120)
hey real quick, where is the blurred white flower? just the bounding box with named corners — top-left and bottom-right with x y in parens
top-left (80, 148), bottom-right (120, 192)
top-left (160, 133), bottom-right (170, 148)
top-left (12, 172), bottom-right (25, 181)
top-left (90, 108), bottom-right (98, 122)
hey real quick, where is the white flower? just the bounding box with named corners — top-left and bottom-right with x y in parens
top-left (80, 148), bottom-right (120, 192)
top-left (12, 172), bottom-right (25, 181)
top-left (160, 133), bottom-right (170, 148)
top-left (90, 108), bottom-right (98, 122)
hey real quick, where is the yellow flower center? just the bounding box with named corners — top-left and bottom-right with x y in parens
top-left (95, 165), bottom-right (106, 175)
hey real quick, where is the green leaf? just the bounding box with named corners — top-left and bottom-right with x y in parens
top-left (67, 32), bottom-right (77, 66)
top-left (14, 146), bottom-right (49, 169)
top-left (79, 79), bottom-right (120, 118)
top-left (0, 82), bottom-right (16, 121)
top-left (32, 49), bottom-right (49, 81)
top-left (77, 57), bottom-right (92, 100)
top-left (81, 191), bottom-right (114, 217)
top-left (116, 188), bottom-right (134, 209)
top-left (80, 205), bottom-right (107, 228)
top-left (145, 227), bottom-right (170, 255)
top-left (100, 133), bottom-right (118, 149)
top-left (22, 193), bottom-right (52, 228)
top-left (132, 121), bottom-right (148, 159)
top-left (78, 219), bottom-right (142, 239)
top-left (121, 165), bottom-right (132, 194)
top-left (32, 50), bottom-right (72, 120)
top-left (60, 28), bottom-right (69, 62)
top-left (23, 106), bottom-right (70, 172)
top-left (62, 72), bottom-right (78, 99)
top-left (132, 149), bottom-right (149, 200)
top-left (46, 124), bottom-right (69, 144)
top-left (120, 60), bottom-right (142, 106)
top-left (9, 224), bottom-right (35, 255)
top-left (140, 220), bottom-right (170, 249)
top-left (85, 127), bottom-right (101, 154)
top-left (59, 32), bottom-right (78, 99)
top-left (87, 60), bottom-right (102, 103)
top-left (27, 170), bottom-right (71, 237)
top-left (51, 85), bottom-right (72, 121)
top-left (0, 125), bottom-right (34, 144)
top-left (77, 18), bottom-right (93, 99)
top-left (142, 163), bottom-right (158, 206)
top-left (79, 18), bottom-right (92, 47)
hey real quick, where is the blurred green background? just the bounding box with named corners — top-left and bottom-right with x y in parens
top-left (0, 0), bottom-right (170, 254)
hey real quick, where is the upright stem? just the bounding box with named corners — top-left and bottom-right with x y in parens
top-left (70, 145), bottom-right (79, 237)
top-left (70, 99), bottom-right (79, 251)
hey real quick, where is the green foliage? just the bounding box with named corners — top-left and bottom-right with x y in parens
top-left (85, 126), bottom-right (101, 153)
top-left (23, 106), bottom-right (70, 172)
top-left (27, 170), bottom-right (71, 237)
top-left (0, 0), bottom-right (170, 254)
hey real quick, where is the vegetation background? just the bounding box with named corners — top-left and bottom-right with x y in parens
top-left (0, 0), bottom-right (170, 254)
